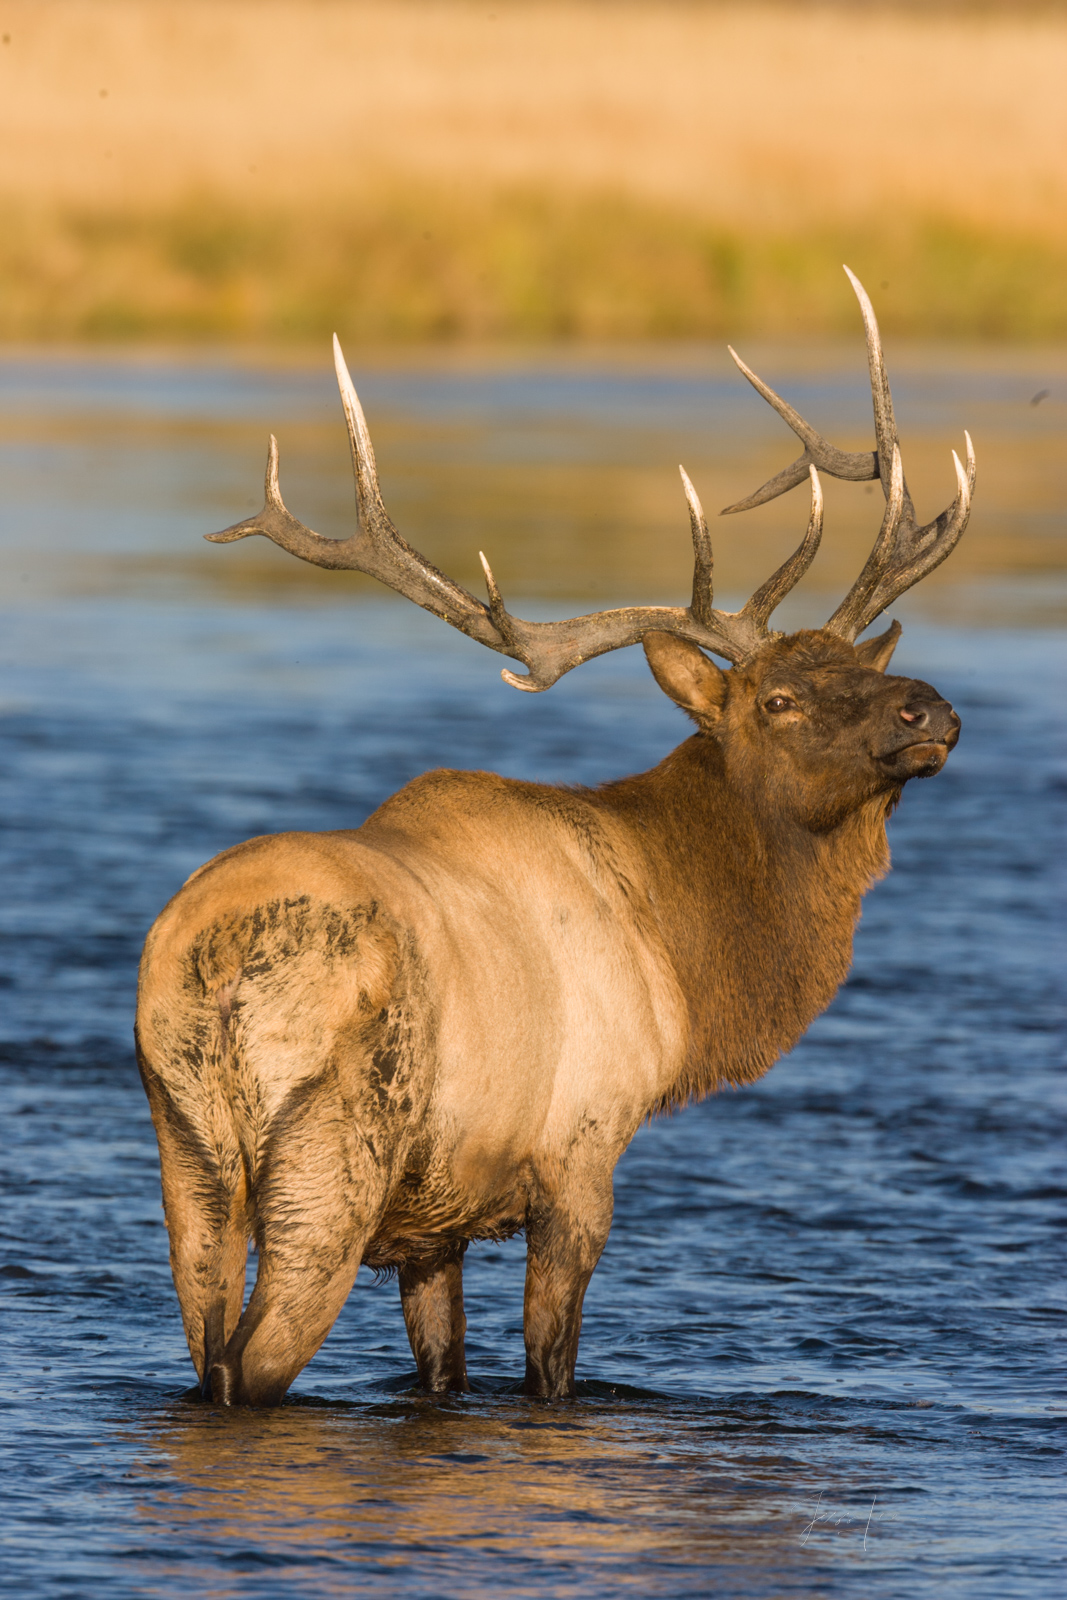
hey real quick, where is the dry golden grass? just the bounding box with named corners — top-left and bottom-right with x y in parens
top-left (0, 0), bottom-right (1063, 339)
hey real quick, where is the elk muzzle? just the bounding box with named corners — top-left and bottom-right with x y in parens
top-left (875, 689), bottom-right (960, 779)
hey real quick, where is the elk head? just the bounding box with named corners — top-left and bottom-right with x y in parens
top-left (206, 266), bottom-right (972, 824)
top-left (643, 627), bottom-right (960, 834)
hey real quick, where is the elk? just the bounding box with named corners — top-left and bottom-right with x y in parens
top-left (136, 270), bottom-right (972, 1406)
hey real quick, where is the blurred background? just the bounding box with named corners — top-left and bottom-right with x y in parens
top-left (1, 7), bottom-right (1064, 1598)
top-left (0, 0), bottom-right (1063, 615)
top-left (1, 0), bottom-right (1066, 344)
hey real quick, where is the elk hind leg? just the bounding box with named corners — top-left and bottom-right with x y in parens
top-left (399, 1243), bottom-right (470, 1393)
top-left (210, 1081), bottom-right (386, 1406)
top-left (142, 1070), bottom-right (250, 1394)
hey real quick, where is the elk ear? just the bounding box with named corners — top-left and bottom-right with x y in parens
top-left (643, 632), bottom-right (727, 722)
top-left (854, 619), bottom-right (902, 673)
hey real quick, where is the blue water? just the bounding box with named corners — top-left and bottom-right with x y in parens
top-left (0, 350), bottom-right (1064, 1597)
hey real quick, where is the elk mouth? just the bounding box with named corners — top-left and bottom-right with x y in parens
top-left (875, 738), bottom-right (951, 778)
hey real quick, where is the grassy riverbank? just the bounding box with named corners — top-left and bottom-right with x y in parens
top-left (0, 1), bottom-right (1064, 343)
top-left (2, 192), bottom-right (1065, 343)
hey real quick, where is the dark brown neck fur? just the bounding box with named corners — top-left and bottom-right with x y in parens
top-left (590, 734), bottom-right (891, 1103)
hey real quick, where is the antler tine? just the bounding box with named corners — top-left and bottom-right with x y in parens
top-left (478, 550), bottom-right (516, 644)
top-left (330, 337), bottom-right (486, 619)
top-left (206, 338), bottom-right (500, 647)
top-left (332, 332), bottom-right (387, 531)
top-left (829, 442), bottom-right (907, 638)
top-left (741, 466), bottom-right (824, 629)
top-left (818, 274), bottom-right (975, 637)
top-left (206, 429), bottom-right (346, 564)
top-left (679, 465), bottom-right (715, 626)
top-left (826, 432), bottom-right (975, 641)
top-left (842, 265), bottom-right (900, 503)
top-left (720, 265), bottom-right (914, 517)
top-left (720, 347), bottom-right (877, 515)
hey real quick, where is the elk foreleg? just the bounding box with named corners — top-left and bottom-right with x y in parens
top-left (522, 1179), bottom-right (613, 1399)
top-left (399, 1242), bottom-right (470, 1393)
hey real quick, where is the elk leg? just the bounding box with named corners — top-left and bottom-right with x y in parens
top-left (522, 1186), bottom-right (613, 1399)
top-left (170, 1189), bottom-right (249, 1396)
top-left (399, 1243), bottom-right (470, 1393)
top-left (140, 1066), bottom-right (249, 1394)
top-left (209, 1086), bottom-right (388, 1406)
top-left (209, 1233), bottom-right (366, 1406)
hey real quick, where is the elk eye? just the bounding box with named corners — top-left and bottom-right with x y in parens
top-left (765, 694), bottom-right (797, 714)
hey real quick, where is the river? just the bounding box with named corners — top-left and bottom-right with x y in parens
top-left (0, 345), bottom-right (1063, 1596)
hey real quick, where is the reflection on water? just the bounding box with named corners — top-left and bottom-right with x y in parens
top-left (0, 343), bottom-right (1064, 621)
top-left (128, 1390), bottom-right (882, 1595)
top-left (0, 349), bottom-right (1064, 1597)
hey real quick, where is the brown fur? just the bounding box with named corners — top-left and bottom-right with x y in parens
top-left (136, 624), bottom-right (959, 1404)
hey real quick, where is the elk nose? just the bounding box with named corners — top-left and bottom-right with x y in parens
top-left (899, 698), bottom-right (961, 744)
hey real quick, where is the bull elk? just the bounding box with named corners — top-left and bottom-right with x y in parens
top-left (136, 270), bottom-right (972, 1406)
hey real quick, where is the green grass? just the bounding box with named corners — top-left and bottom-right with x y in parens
top-left (2, 187), bottom-right (1066, 343)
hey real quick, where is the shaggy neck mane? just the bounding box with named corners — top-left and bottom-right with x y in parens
top-left (592, 734), bottom-right (891, 1107)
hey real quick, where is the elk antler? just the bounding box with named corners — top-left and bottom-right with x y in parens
top-left (722, 266), bottom-right (975, 640)
top-left (206, 335), bottom-right (824, 690)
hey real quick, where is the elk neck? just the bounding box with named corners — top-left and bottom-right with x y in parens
top-left (590, 733), bottom-right (891, 1103)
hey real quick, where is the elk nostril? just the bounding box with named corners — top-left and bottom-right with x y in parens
top-left (900, 705), bottom-right (929, 727)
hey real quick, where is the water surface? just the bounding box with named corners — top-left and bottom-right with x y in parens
top-left (0, 341), bottom-right (1063, 616)
top-left (0, 349), bottom-right (1064, 1597)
